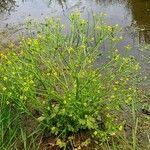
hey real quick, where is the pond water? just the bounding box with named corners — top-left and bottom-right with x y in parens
top-left (0, 0), bottom-right (150, 90)
top-left (0, 0), bottom-right (150, 43)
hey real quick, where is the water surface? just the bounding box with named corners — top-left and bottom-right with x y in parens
top-left (0, 0), bottom-right (150, 91)
top-left (0, 0), bottom-right (150, 43)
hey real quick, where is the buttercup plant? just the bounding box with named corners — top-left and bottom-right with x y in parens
top-left (0, 12), bottom-right (142, 149)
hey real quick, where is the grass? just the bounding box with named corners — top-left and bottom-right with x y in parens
top-left (0, 12), bottom-right (149, 150)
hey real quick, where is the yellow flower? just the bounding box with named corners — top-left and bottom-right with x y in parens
top-left (129, 88), bottom-right (132, 90)
top-left (34, 39), bottom-right (39, 45)
top-left (11, 86), bottom-right (14, 90)
top-left (38, 34), bottom-right (42, 39)
top-left (110, 95), bottom-right (115, 99)
top-left (119, 125), bottom-right (123, 131)
top-left (106, 113), bottom-right (111, 118)
top-left (115, 24), bottom-right (119, 27)
top-left (96, 26), bottom-right (101, 30)
top-left (114, 54), bottom-right (120, 60)
top-left (94, 131), bottom-right (98, 135)
top-left (97, 90), bottom-right (100, 94)
top-left (56, 139), bottom-right (66, 148)
top-left (115, 81), bottom-right (119, 84)
top-left (135, 63), bottom-right (140, 71)
top-left (125, 96), bottom-right (132, 104)
top-left (3, 77), bottom-right (8, 81)
top-left (88, 59), bottom-right (92, 64)
top-left (8, 92), bottom-right (12, 96)
top-left (69, 114), bottom-right (73, 117)
top-left (110, 132), bottom-right (116, 136)
top-left (2, 87), bottom-right (6, 91)
top-left (124, 45), bottom-right (131, 51)
top-left (6, 101), bottom-right (10, 105)
top-left (75, 11), bottom-right (81, 17)
top-left (51, 127), bottom-right (57, 132)
top-left (106, 106), bottom-right (110, 110)
top-left (81, 45), bottom-right (85, 49)
top-left (27, 38), bottom-right (32, 45)
top-left (119, 36), bottom-right (123, 40)
top-left (112, 38), bottom-right (116, 42)
top-left (83, 103), bottom-right (87, 106)
top-left (9, 43), bottom-right (15, 48)
top-left (42, 101), bottom-right (46, 105)
top-left (91, 37), bottom-right (94, 41)
top-left (7, 61), bottom-right (12, 65)
top-left (61, 24), bottom-right (65, 28)
top-left (113, 87), bottom-right (117, 91)
top-left (20, 95), bottom-right (27, 100)
top-left (30, 80), bottom-right (34, 84)
top-left (23, 87), bottom-right (29, 92)
top-left (53, 71), bottom-right (57, 76)
top-left (107, 26), bottom-right (112, 32)
top-left (68, 47), bottom-right (73, 52)
top-left (20, 96), bottom-right (24, 100)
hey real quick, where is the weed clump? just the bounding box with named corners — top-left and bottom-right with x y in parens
top-left (0, 12), bottom-right (141, 149)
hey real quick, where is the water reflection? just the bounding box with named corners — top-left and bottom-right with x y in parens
top-left (129, 0), bottom-right (150, 43)
top-left (55, 0), bottom-right (67, 10)
top-left (0, 0), bottom-right (16, 12)
top-left (0, 0), bottom-right (149, 43)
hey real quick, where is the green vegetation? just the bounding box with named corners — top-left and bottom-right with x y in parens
top-left (0, 12), bottom-right (149, 150)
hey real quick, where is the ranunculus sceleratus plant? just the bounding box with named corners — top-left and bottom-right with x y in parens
top-left (0, 12), bottom-right (140, 144)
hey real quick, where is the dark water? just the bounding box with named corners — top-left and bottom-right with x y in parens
top-left (0, 0), bottom-right (150, 43)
